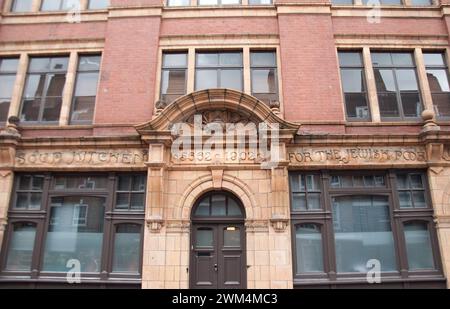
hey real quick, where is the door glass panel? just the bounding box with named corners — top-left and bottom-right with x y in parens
top-left (196, 228), bottom-right (213, 247)
top-left (224, 227), bottom-right (240, 247)
top-left (332, 195), bottom-right (397, 272)
top-left (43, 196), bottom-right (105, 272)
top-left (5, 223), bottom-right (36, 271)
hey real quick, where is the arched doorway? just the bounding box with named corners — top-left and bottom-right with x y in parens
top-left (189, 191), bottom-right (246, 289)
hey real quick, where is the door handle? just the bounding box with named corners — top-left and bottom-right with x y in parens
top-left (214, 264), bottom-right (218, 272)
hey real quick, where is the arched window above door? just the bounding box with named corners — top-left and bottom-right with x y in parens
top-left (192, 192), bottom-right (244, 219)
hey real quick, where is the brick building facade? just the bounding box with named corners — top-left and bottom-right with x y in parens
top-left (0, 0), bottom-right (449, 289)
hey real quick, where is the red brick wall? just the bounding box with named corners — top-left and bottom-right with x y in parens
top-left (0, 22), bottom-right (106, 43)
top-left (160, 17), bottom-right (278, 36)
top-left (279, 14), bottom-right (345, 123)
top-left (94, 17), bottom-right (161, 126)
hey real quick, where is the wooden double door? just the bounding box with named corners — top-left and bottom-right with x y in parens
top-left (190, 222), bottom-right (246, 289)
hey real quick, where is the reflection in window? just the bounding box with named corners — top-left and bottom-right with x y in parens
top-left (224, 227), bottom-right (240, 247)
top-left (330, 174), bottom-right (385, 188)
top-left (194, 194), bottom-right (243, 217)
top-left (196, 228), bottom-right (213, 247)
top-left (11, 0), bottom-right (33, 12)
top-left (332, 195), bottom-right (397, 272)
top-left (71, 55), bottom-right (101, 124)
top-left (372, 52), bottom-right (422, 120)
top-left (404, 222), bottom-right (435, 270)
top-left (161, 52), bottom-right (187, 105)
top-left (167, 0), bottom-right (190, 4)
top-left (53, 175), bottom-right (108, 190)
top-left (112, 224), bottom-right (141, 273)
top-left (0, 58), bottom-right (19, 122)
top-left (41, 0), bottom-right (80, 11)
top-left (88, 0), bottom-right (110, 9)
top-left (424, 53), bottom-right (450, 118)
top-left (5, 223), bottom-right (36, 271)
top-left (338, 51), bottom-right (370, 121)
top-left (195, 52), bottom-right (243, 91)
top-left (20, 57), bottom-right (69, 123)
top-left (43, 196), bottom-right (105, 272)
top-left (251, 51), bottom-right (278, 105)
top-left (295, 224), bottom-right (324, 273)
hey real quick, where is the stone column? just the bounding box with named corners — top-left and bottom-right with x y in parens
top-left (59, 51), bottom-right (78, 126)
top-left (31, 0), bottom-right (41, 12)
top-left (268, 164), bottom-right (293, 289)
top-left (414, 48), bottom-right (434, 112)
top-left (187, 47), bottom-right (196, 94)
top-left (80, 0), bottom-right (88, 10)
top-left (363, 47), bottom-right (381, 122)
top-left (143, 144), bottom-right (168, 289)
top-left (243, 46), bottom-right (251, 95)
top-left (8, 53), bottom-right (28, 120)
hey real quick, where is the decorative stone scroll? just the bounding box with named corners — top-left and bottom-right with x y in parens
top-left (15, 148), bottom-right (148, 168)
top-left (288, 146), bottom-right (427, 166)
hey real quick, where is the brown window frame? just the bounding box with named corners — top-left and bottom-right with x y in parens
top-left (0, 172), bottom-right (146, 287)
top-left (290, 170), bottom-right (445, 288)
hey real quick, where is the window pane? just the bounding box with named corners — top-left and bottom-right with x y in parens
top-left (75, 72), bottom-right (99, 96)
top-left (71, 96), bottom-right (95, 123)
top-left (227, 198), bottom-right (242, 216)
top-left (196, 70), bottom-right (218, 90)
top-left (0, 75), bottom-right (16, 99)
top-left (78, 56), bottom-right (101, 71)
top-left (332, 196), bottom-right (397, 272)
top-left (42, 97), bottom-right (63, 122)
top-left (29, 193), bottom-right (42, 210)
top-left (219, 53), bottom-right (242, 66)
top-left (372, 53), bottom-right (393, 67)
top-left (252, 69), bottom-right (276, 94)
top-left (432, 93), bottom-right (450, 117)
top-left (117, 175), bottom-right (131, 191)
top-left (53, 175), bottom-right (108, 190)
top-left (0, 59), bottom-right (19, 72)
top-left (221, 0), bottom-right (240, 4)
top-left (427, 70), bottom-right (450, 92)
top-left (308, 193), bottom-right (321, 210)
top-left (251, 52), bottom-right (276, 67)
top-left (399, 191), bottom-right (413, 208)
top-left (291, 174), bottom-right (305, 191)
top-left (332, 0), bottom-right (354, 4)
top-left (224, 227), bottom-right (240, 247)
top-left (12, 0), bottom-right (33, 12)
top-left (292, 193), bottom-right (307, 211)
top-left (161, 70), bottom-right (186, 94)
top-left (29, 58), bottom-right (50, 72)
top-left (132, 175), bottom-right (146, 191)
top-left (46, 73), bottom-right (66, 97)
top-left (198, 0), bottom-right (219, 4)
top-left (404, 222), bottom-right (435, 270)
top-left (167, 0), bottom-right (190, 5)
top-left (249, 0), bottom-right (272, 3)
top-left (401, 92), bottom-right (421, 117)
top-left (220, 69), bottom-right (242, 90)
top-left (410, 0), bottom-right (432, 5)
top-left (211, 194), bottom-right (226, 216)
top-left (196, 228), bottom-right (213, 247)
top-left (112, 224), bottom-right (141, 273)
top-left (412, 191), bottom-right (426, 208)
top-left (345, 93), bottom-right (369, 119)
top-left (15, 193), bottom-right (28, 209)
top-left (424, 53), bottom-right (445, 66)
top-left (163, 53), bottom-right (187, 68)
top-left (21, 99), bottom-right (41, 122)
top-left (23, 74), bottom-right (45, 98)
top-left (50, 57), bottom-right (69, 72)
top-left (0, 100), bottom-right (10, 121)
top-left (43, 196), bottom-right (105, 272)
top-left (396, 70), bottom-right (418, 91)
top-left (341, 69), bottom-right (365, 93)
top-left (195, 198), bottom-right (210, 216)
top-left (41, 0), bottom-right (63, 10)
top-left (116, 193), bottom-right (129, 209)
top-left (130, 193), bottom-right (145, 210)
top-left (296, 224), bottom-right (324, 273)
top-left (5, 223), bottom-right (36, 271)
top-left (396, 174), bottom-right (409, 189)
top-left (378, 93), bottom-right (399, 118)
top-left (338, 52), bottom-right (362, 67)
top-left (88, 0), bottom-right (109, 9)
top-left (305, 175), bottom-right (320, 191)
top-left (392, 53), bottom-right (414, 66)
top-left (197, 53), bottom-right (219, 66)
top-left (410, 174), bottom-right (424, 188)
top-left (375, 69), bottom-right (396, 92)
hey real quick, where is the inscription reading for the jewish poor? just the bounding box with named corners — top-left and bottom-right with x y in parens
top-left (16, 149), bottom-right (149, 166)
top-left (289, 147), bottom-right (426, 165)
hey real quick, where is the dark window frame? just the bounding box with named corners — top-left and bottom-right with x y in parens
top-left (195, 51), bottom-right (244, 91)
top-left (0, 172), bottom-right (146, 285)
top-left (290, 170), bottom-right (445, 288)
top-left (250, 50), bottom-right (279, 105)
top-left (372, 51), bottom-right (423, 121)
top-left (0, 57), bottom-right (19, 124)
top-left (338, 50), bottom-right (371, 122)
top-left (70, 53), bottom-right (102, 125)
top-left (160, 51), bottom-right (188, 105)
top-left (19, 55), bottom-right (69, 125)
top-left (424, 51), bottom-right (450, 120)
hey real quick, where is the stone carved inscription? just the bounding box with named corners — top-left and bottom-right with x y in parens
top-left (289, 147), bottom-right (426, 165)
top-left (16, 149), bottom-right (148, 167)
